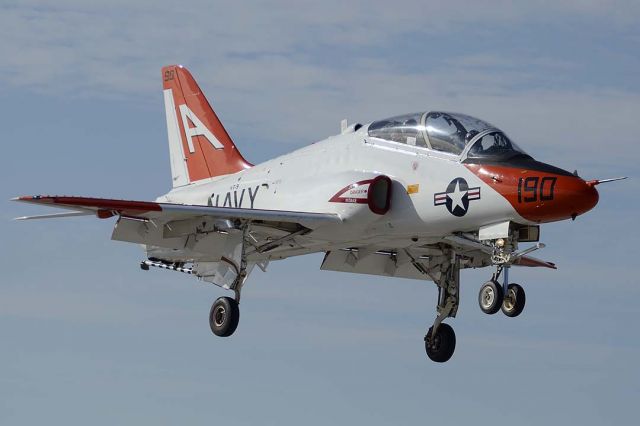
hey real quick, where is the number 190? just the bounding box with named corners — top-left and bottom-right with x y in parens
top-left (517, 176), bottom-right (557, 203)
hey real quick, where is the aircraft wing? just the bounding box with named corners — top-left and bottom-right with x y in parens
top-left (12, 195), bottom-right (341, 229)
top-left (13, 195), bottom-right (343, 290)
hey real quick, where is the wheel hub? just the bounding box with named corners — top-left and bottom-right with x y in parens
top-left (428, 334), bottom-right (441, 351)
top-left (503, 289), bottom-right (516, 311)
top-left (481, 287), bottom-right (495, 309)
top-left (214, 306), bottom-right (227, 326)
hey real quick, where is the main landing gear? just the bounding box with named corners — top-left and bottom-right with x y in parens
top-left (422, 238), bottom-right (534, 363)
top-left (425, 323), bottom-right (456, 363)
top-left (209, 296), bottom-right (240, 337)
top-left (478, 266), bottom-right (526, 317)
top-left (208, 223), bottom-right (250, 338)
top-left (140, 258), bottom-right (247, 338)
top-left (424, 249), bottom-right (459, 363)
top-left (209, 272), bottom-right (246, 338)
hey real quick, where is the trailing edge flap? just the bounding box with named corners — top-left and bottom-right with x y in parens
top-left (320, 250), bottom-right (432, 281)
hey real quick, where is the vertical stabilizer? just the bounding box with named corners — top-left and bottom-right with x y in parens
top-left (162, 65), bottom-right (251, 187)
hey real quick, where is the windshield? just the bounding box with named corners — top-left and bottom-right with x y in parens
top-left (465, 131), bottom-right (529, 161)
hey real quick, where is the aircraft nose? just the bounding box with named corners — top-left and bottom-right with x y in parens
top-left (464, 162), bottom-right (600, 223)
top-left (514, 173), bottom-right (599, 222)
top-left (558, 177), bottom-right (599, 219)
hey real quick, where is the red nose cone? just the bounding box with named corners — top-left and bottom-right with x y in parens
top-left (465, 164), bottom-right (600, 223)
top-left (563, 179), bottom-right (599, 218)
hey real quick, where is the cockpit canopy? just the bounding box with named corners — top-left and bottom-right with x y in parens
top-left (367, 111), bottom-right (529, 161)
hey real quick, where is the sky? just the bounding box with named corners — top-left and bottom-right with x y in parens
top-left (1, 1), bottom-right (639, 424)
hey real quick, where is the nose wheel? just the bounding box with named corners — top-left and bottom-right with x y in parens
top-left (478, 265), bottom-right (526, 317)
top-left (479, 280), bottom-right (503, 314)
top-left (501, 283), bottom-right (526, 317)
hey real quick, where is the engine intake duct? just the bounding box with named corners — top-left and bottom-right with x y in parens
top-left (368, 175), bottom-right (392, 215)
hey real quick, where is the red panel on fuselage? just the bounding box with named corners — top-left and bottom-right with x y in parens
top-left (465, 164), bottom-right (599, 223)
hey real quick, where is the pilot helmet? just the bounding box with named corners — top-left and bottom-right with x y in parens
top-left (465, 130), bottom-right (479, 142)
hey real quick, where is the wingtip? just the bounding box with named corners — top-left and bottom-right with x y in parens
top-left (10, 195), bottom-right (47, 202)
top-left (11, 195), bottom-right (35, 202)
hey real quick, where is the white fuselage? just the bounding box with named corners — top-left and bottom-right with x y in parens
top-left (158, 126), bottom-right (525, 256)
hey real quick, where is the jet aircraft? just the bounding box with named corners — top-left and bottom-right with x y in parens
top-left (14, 65), bottom-right (625, 362)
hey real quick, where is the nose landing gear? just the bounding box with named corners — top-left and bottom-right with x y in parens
top-left (479, 280), bottom-right (503, 314)
top-left (478, 265), bottom-right (527, 317)
top-left (501, 283), bottom-right (526, 317)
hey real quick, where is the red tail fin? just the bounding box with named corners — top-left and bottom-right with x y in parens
top-left (162, 65), bottom-right (251, 187)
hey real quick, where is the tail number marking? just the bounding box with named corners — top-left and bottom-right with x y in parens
top-left (517, 177), bottom-right (556, 203)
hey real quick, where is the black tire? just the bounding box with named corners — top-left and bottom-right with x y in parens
top-left (209, 297), bottom-right (240, 337)
top-left (502, 283), bottom-right (526, 317)
top-left (478, 280), bottom-right (504, 315)
top-left (424, 323), bottom-right (456, 363)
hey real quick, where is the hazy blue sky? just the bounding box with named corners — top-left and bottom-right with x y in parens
top-left (1, 1), bottom-right (639, 425)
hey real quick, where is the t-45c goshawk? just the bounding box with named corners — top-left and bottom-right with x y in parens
top-left (14, 65), bottom-right (626, 363)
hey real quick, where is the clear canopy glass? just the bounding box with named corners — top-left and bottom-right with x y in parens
top-left (367, 111), bottom-right (528, 159)
top-left (425, 112), bottom-right (493, 154)
top-left (465, 131), bottom-right (529, 161)
top-left (366, 113), bottom-right (429, 148)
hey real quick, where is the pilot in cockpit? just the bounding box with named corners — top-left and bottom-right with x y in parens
top-left (465, 130), bottom-right (479, 143)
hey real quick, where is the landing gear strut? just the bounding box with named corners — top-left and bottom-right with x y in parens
top-left (209, 222), bottom-right (250, 338)
top-left (424, 250), bottom-right (460, 363)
